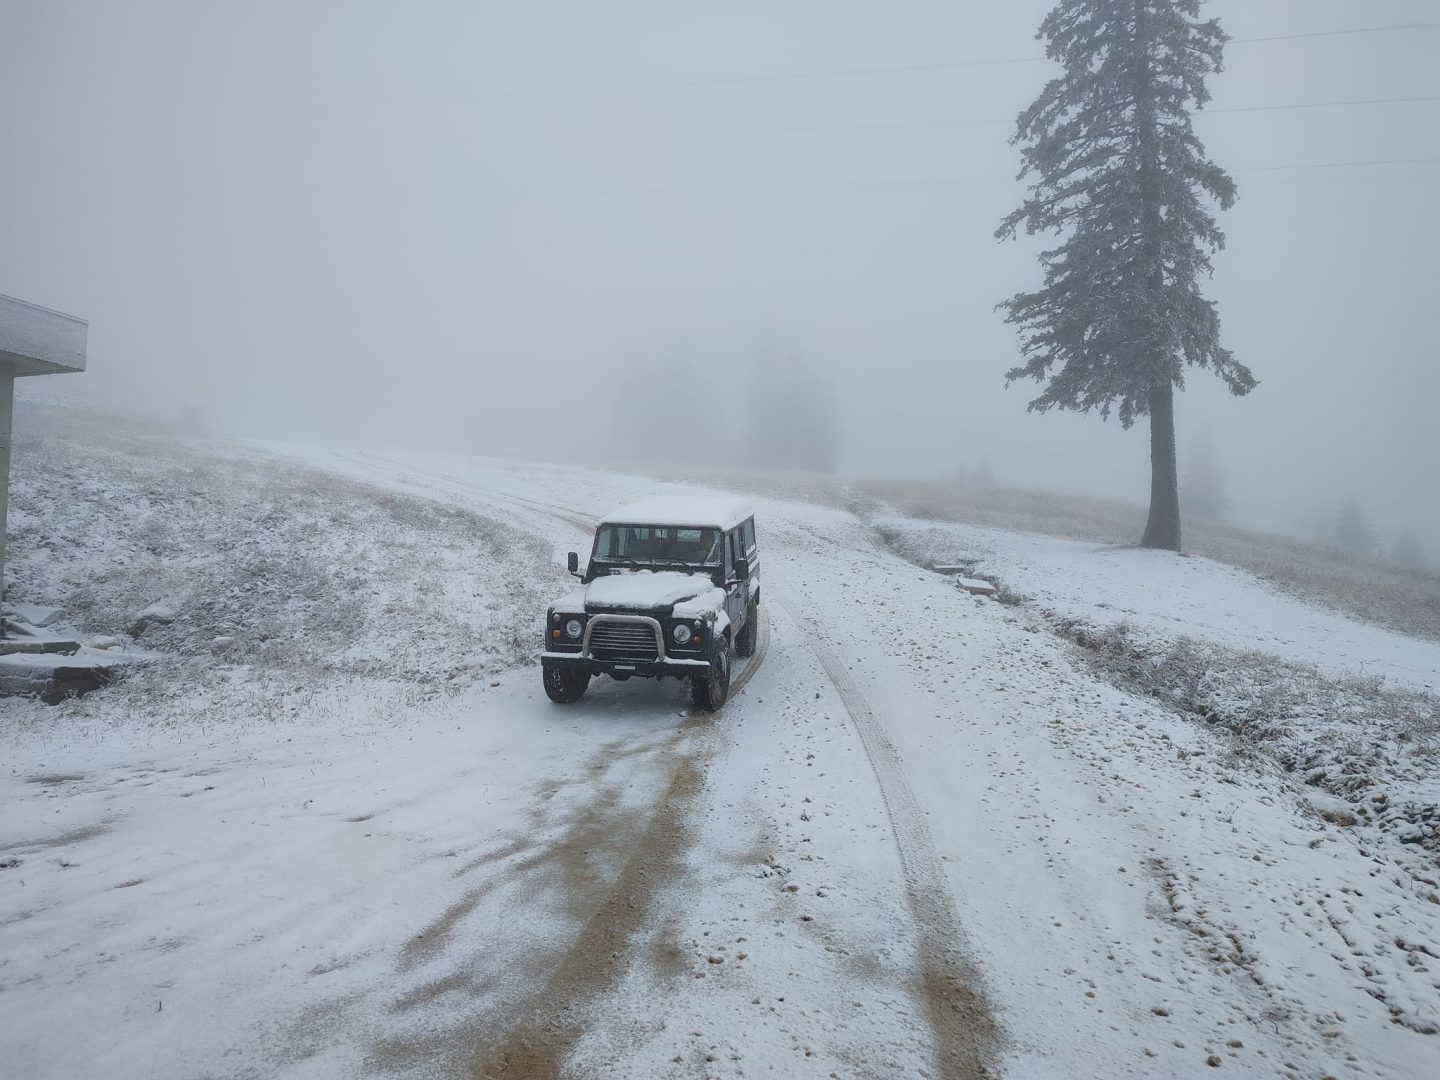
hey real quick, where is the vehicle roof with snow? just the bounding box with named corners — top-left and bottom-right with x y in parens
top-left (598, 495), bottom-right (755, 532)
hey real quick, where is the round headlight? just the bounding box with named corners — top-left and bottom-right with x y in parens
top-left (672, 623), bottom-right (692, 644)
top-left (565, 619), bottom-right (583, 639)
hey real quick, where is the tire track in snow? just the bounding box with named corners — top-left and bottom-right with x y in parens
top-left (775, 590), bottom-right (999, 1080)
top-left (727, 606), bottom-right (768, 699)
top-left (334, 451), bottom-right (987, 1069)
top-left (323, 448), bottom-right (598, 538)
top-left (323, 446), bottom-right (788, 1074)
top-left (476, 611), bottom-right (770, 1079)
top-left (354, 450), bottom-right (599, 534)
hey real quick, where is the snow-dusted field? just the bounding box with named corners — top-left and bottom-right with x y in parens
top-left (873, 519), bottom-right (1439, 692)
top-left (4, 411), bottom-right (1438, 1078)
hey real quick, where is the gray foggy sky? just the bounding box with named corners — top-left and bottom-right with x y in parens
top-left (2, 0), bottom-right (1437, 552)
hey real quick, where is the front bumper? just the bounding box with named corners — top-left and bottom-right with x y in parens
top-left (541, 651), bottom-right (710, 679)
top-left (542, 611), bottom-right (712, 680)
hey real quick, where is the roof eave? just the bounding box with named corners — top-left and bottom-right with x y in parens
top-left (0, 294), bottom-right (89, 377)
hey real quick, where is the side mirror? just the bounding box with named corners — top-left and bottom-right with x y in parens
top-left (567, 551), bottom-right (579, 574)
top-left (734, 557), bottom-right (750, 579)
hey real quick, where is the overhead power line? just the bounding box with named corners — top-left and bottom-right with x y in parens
top-left (1230, 22), bottom-right (1440, 45)
top-left (1209, 93), bottom-right (1440, 114)
top-left (515, 22), bottom-right (1440, 97)
top-left (519, 94), bottom-right (1440, 141)
top-left (1236, 156), bottom-right (1440, 174)
top-left (534, 156), bottom-right (1440, 198)
top-left (521, 54), bottom-right (1043, 96)
top-left (539, 176), bottom-right (1007, 197)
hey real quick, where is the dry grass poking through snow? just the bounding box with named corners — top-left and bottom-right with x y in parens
top-left (874, 512), bottom-right (1440, 862)
top-left (859, 478), bottom-right (1440, 644)
top-left (1063, 622), bottom-right (1440, 856)
top-left (7, 404), bottom-right (558, 710)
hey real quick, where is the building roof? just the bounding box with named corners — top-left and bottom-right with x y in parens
top-left (0, 293), bottom-right (88, 377)
top-left (599, 495), bottom-right (755, 531)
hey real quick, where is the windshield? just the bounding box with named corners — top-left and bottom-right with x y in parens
top-left (592, 525), bottom-right (722, 568)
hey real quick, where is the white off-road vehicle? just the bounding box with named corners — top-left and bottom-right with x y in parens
top-left (540, 497), bottom-right (759, 711)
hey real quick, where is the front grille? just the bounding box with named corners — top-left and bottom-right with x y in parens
top-left (588, 620), bottom-right (660, 662)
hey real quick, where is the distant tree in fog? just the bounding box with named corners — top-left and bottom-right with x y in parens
top-left (609, 350), bottom-right (708, 464)
top-left (1390, 532), bottom-right (1430, 572)
top-left (953, 458), bottom-right (997, 488)
top-left (745, 349), bottom-right (841, 473)
top-left (997, 0), bottom-right (1256, 553)
top-left (1183, 429), bottom-right (1227, 522)
top-left (178, 401), bottom-right (207, 433)
top-left (1331, 496), bottom-right (1377, 557)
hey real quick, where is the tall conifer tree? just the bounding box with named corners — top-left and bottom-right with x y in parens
top-left (997, 0), bottom-right (1255, 551)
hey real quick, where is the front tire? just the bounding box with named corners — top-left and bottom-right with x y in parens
top-left (736, 598), bottom-right (758, 658)
top-left (691, 648), bottom-right (730, 712)
top-left (543, 663), bottom-right (590, 703)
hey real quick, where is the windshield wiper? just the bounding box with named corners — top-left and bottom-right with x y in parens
top-left (597, 556), bottom-right (643, 570)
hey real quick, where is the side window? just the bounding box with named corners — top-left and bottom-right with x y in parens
top-left (742, 518), bottom-right (756, 554)
top-left (729, 530), bottom-right (745, 571)
top-left (723, 531), bottom-right (736, 577)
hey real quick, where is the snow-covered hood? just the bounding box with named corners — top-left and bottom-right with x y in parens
top-left (580, 571), bottom-right (723, 614)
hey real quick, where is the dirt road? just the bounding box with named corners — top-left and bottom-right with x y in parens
top-left (323, 449), bottom-right (1001, 1078)
top-left (311, 450), bottom-right (1426, 1079)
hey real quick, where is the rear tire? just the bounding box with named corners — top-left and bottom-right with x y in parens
top-left (543, 663), bottom-right (590, 703)
top-left (736, 599), bottom-right (758, 658)
top-left (691, 648), bottom-right (730, 712)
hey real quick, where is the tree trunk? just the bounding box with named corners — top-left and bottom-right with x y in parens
top-left (1141, 381), bottom-right (1181, 551)
top-left (1132, 0), bottom-right (1180, 552)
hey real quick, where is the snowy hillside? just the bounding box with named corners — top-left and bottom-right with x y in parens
top-left (863, 479), bottom-right (1440, 645)
top-left (6, 407), bottom-right (556, 692)
top-left (3, 409), bottom-right (1438, 1079)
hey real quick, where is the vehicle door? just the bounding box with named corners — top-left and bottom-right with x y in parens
top-left (741, 517), bottom-right (759, 600)
top-left (723, 529), bottom-right (747, 637)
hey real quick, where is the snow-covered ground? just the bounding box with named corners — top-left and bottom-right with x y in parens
top-left (873, 520), bottom-right (1439, 693)
top-left (4, 412), bottom-right (1438, 1078)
